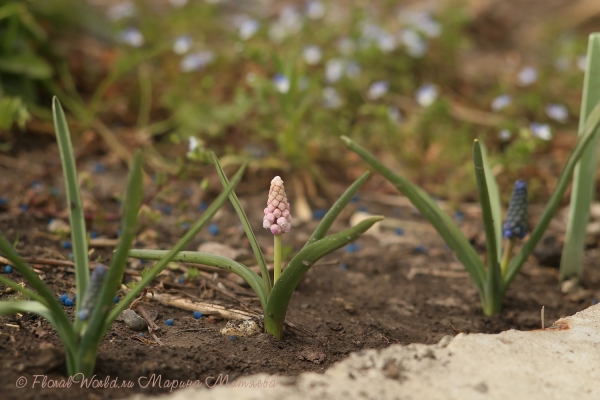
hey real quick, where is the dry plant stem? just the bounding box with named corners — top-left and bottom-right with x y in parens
top-left (136, 305), bottom-right (159, 332)
top-left (147, 292), bottom-right (258, 320)
top-left (274, 234), bottom-right (282, 283)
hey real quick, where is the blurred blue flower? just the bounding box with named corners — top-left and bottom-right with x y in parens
top-left (517, 66), bottom-right (537, 86)
top-left (119, 27), bottom-right (144, 47)
top-left (415, 84), bottom-right (438, 107)
top-left (325, 59), bottom-right (345, 83)
top-left (345, 61), bottom-right (361, 78)
top-left (530, 123), bottom-right (552, 141)
top-left (180, 51), bottom-right (215, 73)
top-left (545, 104), bottom-right (568, 123)
top-left (273, 74), bottom-right (290, 93)
top-left (491, 94), bottom-right (512, 112)
top-left (173, 35), bottom-right (193, 55)
top-left (322, 87), bottom-right (343, 109)
top-left (499, 129), bottom-right (511, 141)
top-left (303, 45), bottom-right (322, 65)
top-left (238, 18), bottom-right (260, 40)
top-left (367, 81), bottom-right (389, 100)
top-left (376, 32), bottom-right (397, 53)
top-left (400, 29), bottom-right (428, 58)
top-left (400, 11), bottom-right (442, 38)
top-left (269, 7), bottom-right (303, 43)
top-left (306, 1), bottom-right (325, 20)
top-left (107, 1), bottom-right (135, 21)
top-left (554, 57), bottom-right (571, 71)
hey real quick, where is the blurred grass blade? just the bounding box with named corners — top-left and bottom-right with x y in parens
top-left (479, 141), bottom-right (502, 260)
top-left (0, 274), bottom-right (46, 304)
top-left (77, 151), bottom-right (144, 374)
top-left (264, 216), bottom-right (383, 339)
top-left (304, 171), bottom-right (370, 248)
top-left (560, 33), bottom-right (600, 283)
top-left (473, 140), bottom-right (501, 315)
top-left (105, 164), bottom-right (247, 329)
top-left (341, 136), bottom-right (486, 290)
top-left (505, 100), bottom-right (600, 288)
top-left (53, 97), bottom-right (89, 319)
top-left (0, 301), bottom-right (76, 355)
top-left (212, 153), bottom-right (271, 296)
top-left (127, 250), bottom-right (267, 309)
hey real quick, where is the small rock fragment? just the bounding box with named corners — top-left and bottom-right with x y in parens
top-left (220, 317), bottom-right (262, 337)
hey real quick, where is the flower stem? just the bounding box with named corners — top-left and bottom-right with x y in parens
top-left (500, 238), bottom-right (516, 278)
top-left (274, 234), bottom-right (282, 283)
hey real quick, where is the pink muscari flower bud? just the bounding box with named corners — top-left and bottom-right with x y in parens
top-left (263, 176), bottom-right (292, 235)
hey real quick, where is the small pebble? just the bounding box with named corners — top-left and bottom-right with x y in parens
top-left (62, 241), bottom-right (72, 249)
top-left (121, 310), bottom-right (149, 331)
top-left (64, 298), bottom-right (74, 307)
top-left (416, 245), bottom-right (426, 254)
top-left (350, 195), bottom-right (359, 203)
top-left (59, 294), bottom-right (68, 303)
top-left (138, 333), bottom-right (145, 337)
top-left (181, 222), bottom-right (191, 231)
top-left (0, 197), bottom-right (7, 206)
top-left (93, 162), bottom-right (107, 174)
top-left (90, 231), bottom-right (99, 239)
top-left (592, 298), bottom-right (599, 305)
top-left (114, 296), bottom-right (119, 303)
top-left (20, 204), bottom-right (29, 212)
top-left (198, 202), bottom-right (208, 211)
top-left (229, 335), bottom-right (238, 340)
top-left (178, 276), bottom-right (185, 284)
top-left (73, 294), bottom-right (77, 300)
top-left (339, 263), bottom-right (348, 271)
top-left (193, 311), bottom-right (203, 319)
top-left (208, 223), bottom-right (219, 236)
top-left (68, 252), bottom-right (74, 261)
top-left (395, 228), bottom-right (404, 236)
top-left (166, 319), bottom-right (174, 326)
top-left (4, 265), bottom-right (13, 273)
top-left (163, 205), bottom-right (172, 215)
top-left (358, 205), bottom-right (368, 212)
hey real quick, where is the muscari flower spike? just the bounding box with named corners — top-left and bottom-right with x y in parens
top-left (78, 264), bottom-right (108, 321)
top-left (503, 180), bottom-right (528, 239)
top-left (263, 176), bottom-right (292, 235)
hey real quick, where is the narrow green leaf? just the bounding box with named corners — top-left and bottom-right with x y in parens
top-left (0, 300), bottom-right (77, 359)
top-left (127, 250), bottom-right (267, 309)
top-left (305, 171), bottom-right (370, 248)
top-left (560, 33), bottom-right (600, 282)
top-left (341, 136), bottom-right (486, 290)
top-left (473, 140), bottom-right (501, 314)
top-left (0, 274), bottom-right (46, 304)
top-left (0, 54), bottom-right (52, 79)
top-left (479, 142), bottom-right (502, 260)
top-left (505, 100), bottom-right (600, 288)
top-left (105, 164), bottom-right (247, 329)
top-left (264, 216), bottom-right (383, 339)
top-left (76, 151), bottom-right (144, 374)
top-left (212, 153), bottom-right (271, 296)
top-left (53, 97), bottom-right (89, 321)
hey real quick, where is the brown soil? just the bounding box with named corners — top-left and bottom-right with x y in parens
top-left (1, 140), bottom-right (599, 400)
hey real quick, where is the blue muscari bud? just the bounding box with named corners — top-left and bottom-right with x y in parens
top-left (503, 180), bottom-right (528, 239)
top-left (78, 264), bottom-right (108, 321)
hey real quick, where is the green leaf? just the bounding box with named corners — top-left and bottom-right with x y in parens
top-left (53, 97), bottom-right (89, 323)
top-left (105, 163), bottom-right (247, 329)
top-left (305, 171), bottom-right (370, 248)
top-left (126, 250), bottom-right (267, 309)
top-left (76, 151), bottom-right (144, 376)
top-left (560, 33), bottom-right (600, 282)
top-left (341, 135), bottom-right (486, 290)
top-left (0, 54), bottom-right (52, 79)
top-left (473, 140), bottom-right (501, 315)
top-left (505, 100), bottom-right (600, 288)
top-left (479, 141), bottom-right (502, 261)
top-left (0, 274), bottom-right (45, 303)
top-left (212, 153), bottom-right (271, 296)
top-left (0, 300), bottom-right (76, 364)
top-left (264, 216), bottom-right (383, 339)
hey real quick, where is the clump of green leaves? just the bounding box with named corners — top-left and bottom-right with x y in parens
top-left (342, 98), bottom-right (600, 315)
top-left (0, 98), bottom-right (245, 377)
top-left (128, 154), bottom-right (382, 339)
